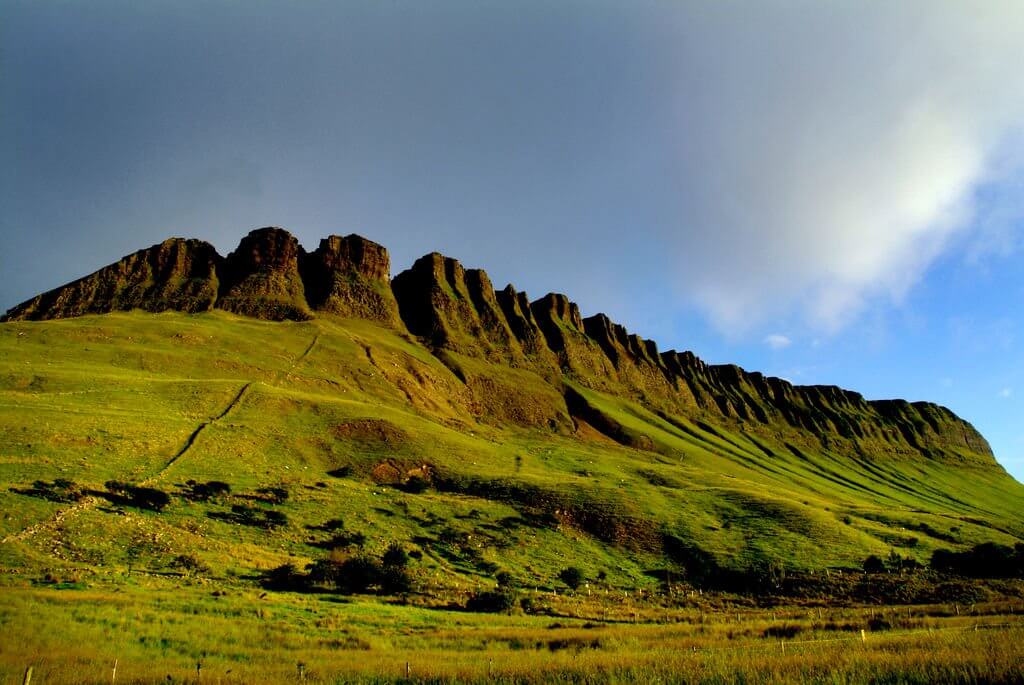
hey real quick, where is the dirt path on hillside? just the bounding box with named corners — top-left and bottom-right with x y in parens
top-left (145, 381), bottom-right (253, 481)
top-left (2, 329), bottom-right (321, 546)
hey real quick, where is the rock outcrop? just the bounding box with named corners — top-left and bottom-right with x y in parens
top-left (391, 253), bottom-right (524, 362)
top-left (1, 226), bottom-right (994, 464)
top-left (216, 227), bottom-right (311, 321)
top-left (391, 253), bottom-right (569, 429)
top-left (302, 234), bottom-right (399, 324)
top-left (2, 238), bottom-right (221, 320)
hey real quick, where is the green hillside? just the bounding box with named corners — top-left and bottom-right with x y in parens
top-left (2, 310), bottom-right (1021, 592)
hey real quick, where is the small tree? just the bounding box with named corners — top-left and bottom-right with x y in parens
top-left (559, 567), bottom-right (585, 591)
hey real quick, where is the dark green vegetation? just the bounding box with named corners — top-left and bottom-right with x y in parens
top-left (2, 228), bottom-right (1023, 682)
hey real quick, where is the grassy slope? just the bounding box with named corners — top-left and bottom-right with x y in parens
top-left (1, 311), bottom-right (1022, 590)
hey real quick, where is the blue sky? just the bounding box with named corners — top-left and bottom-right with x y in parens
top-left (2, 2), bottom-right (1022, 478)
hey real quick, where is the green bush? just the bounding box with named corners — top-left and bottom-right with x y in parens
top-left (467, 588), bottom-right (518, 613)
top-left (559, 567), bottom-right (585, 590)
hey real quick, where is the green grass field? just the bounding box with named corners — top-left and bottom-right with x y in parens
top-left (1, 311), bottom-right (1023, 683)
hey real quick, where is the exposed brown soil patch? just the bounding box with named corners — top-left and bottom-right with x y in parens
top-left (332, 418), bottom-right (408, 446)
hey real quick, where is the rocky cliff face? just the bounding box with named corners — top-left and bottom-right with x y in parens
top-left (302, 234), bottom-right (399, 324)
top-left (216, 227), bottom-right (311, 321)
top-left (2, 227), bottom-right (994, 464)
top-left (390, 254), bottom-right (569, 428)
top-left (2, 238), bottom-right (221, 320)
top-left (3, 228), bottom-right (399, 325)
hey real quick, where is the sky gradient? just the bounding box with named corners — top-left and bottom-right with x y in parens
top-left (2, 2), bottom-right (1022, 478)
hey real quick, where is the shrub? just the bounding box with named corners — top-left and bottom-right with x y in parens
top-left (307, 557), bottom-right (345, 587)
top-left (104, 481), bottom-right (171, 512)
top-left (311, 518), bottom-right (346, 531)
top-left (181, 480), bottom-right (231, 502)
top-left (14, 479), bottom-right (83, 503)
top-left (467, 588), bottom-right (518, 613)
top-left (336, 555), bottom-right (384, 593)
top-left (257, 486), bottom-right (289, 504)
top-left (382, 543), bottom-right (409, 568)
top-left (170, 554), bottom-right (209, 575)
top-left (380, 564), bottom-right (415, 594)
top-left (863, 555), bottom-right (886, 574)
top-left (402, 476), bottom-right (430, 494)
top-left (209, 504), bottom-right (288, 529)
top-left (930, 542), bottom-right (1024, 578)
top-left (763, 624), bottom-right (802, 639)
top-left (262, 563), bottom-right (306, 591)
top-left (868, 617), bottom-right (892, 631)
top-left (559, 567), bottom-right (585, 590)
top-left (496, 571), bottom-right (514, 588)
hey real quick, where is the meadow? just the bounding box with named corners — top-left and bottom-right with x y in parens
top-left (2, 576), bottom-right (1023, 684)
top-left (1, 311), bottom-right (1023, 683)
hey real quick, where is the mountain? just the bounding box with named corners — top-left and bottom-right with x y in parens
top-left (2, 227), bottom-right (993, 466)
top-left (1, 226), bottom-right (1020, 596)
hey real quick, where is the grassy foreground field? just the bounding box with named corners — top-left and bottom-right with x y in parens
top-left (1, 311), bottom-right (1023, 683)
top-left (2, 577), bottom-right (1024, 684)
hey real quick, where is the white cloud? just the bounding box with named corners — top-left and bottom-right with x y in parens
top-left (764, 334), bottom-right (792, 350)
top-left (661, 3), bottom-right (1024, 334)
top-left (1000, 387), bottom-right (1013, 398)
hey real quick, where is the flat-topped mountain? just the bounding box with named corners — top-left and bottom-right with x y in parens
top-left (2, 227), bottom-right (992, 468)
top-left (3, 225), bottom-right (1023, 633)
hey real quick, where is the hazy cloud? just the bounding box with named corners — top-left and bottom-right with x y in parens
top-left (663, 3), bottom-right (1024, 334)
top-left (1000, 387), bottom-right (1013, 398)
top-left (764, 334), bottom-right (792, 350)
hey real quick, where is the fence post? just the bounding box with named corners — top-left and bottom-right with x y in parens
top-left (22, 666), bottom-right (32, 685)
top-left (405, 661), bottom-right (410, 679)
top-left (112, 659), bottom-right (118, 684)
top-left (860, 629), bottom-right (866, 643)
top-left (781, 640), bottom-right (786, 655)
